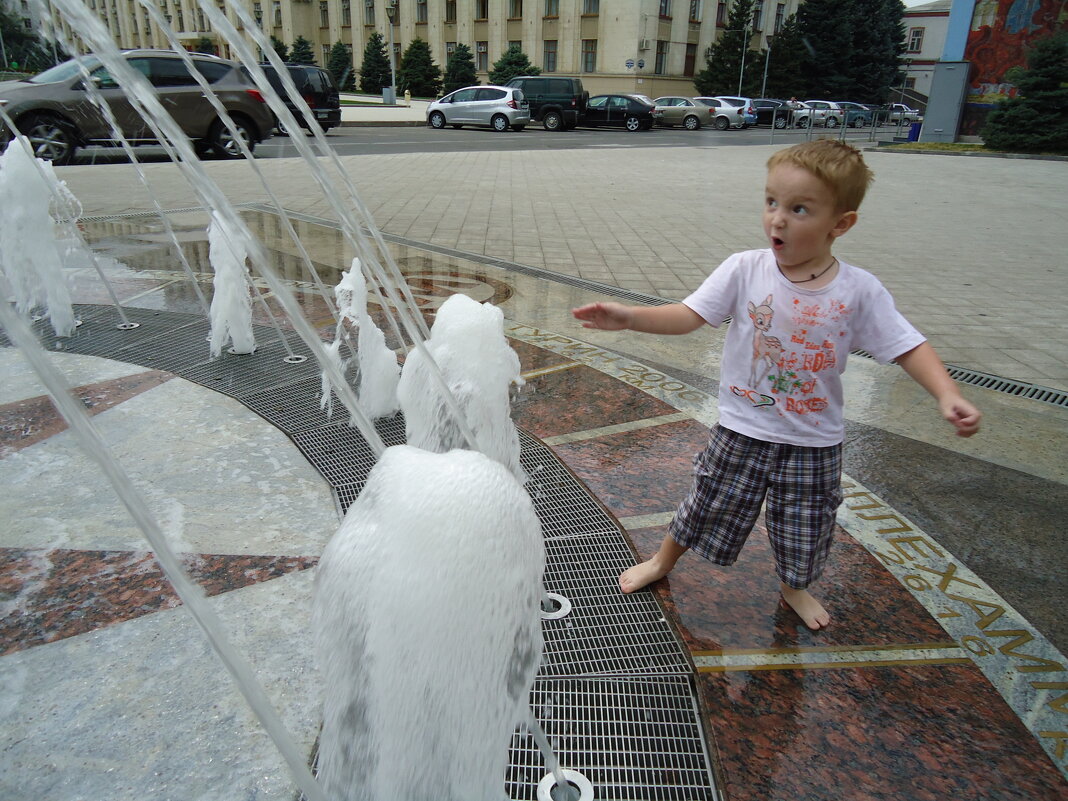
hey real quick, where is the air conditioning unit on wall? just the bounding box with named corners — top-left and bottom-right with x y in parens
top-left (638, 38), bottom-right (650, 50)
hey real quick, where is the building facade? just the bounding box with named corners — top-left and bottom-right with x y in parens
top-left (17, 0), bottom-right (800, 96)
top-left (901, 0), bottom-right (952, 100)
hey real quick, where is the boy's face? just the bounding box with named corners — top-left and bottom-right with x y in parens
top-left (763, 164), bottom-right (857, 274)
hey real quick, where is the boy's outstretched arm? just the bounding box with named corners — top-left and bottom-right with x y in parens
top-left (572, 301), bottom-right (706, 335)
top-left (896, 342), bottom-right (982, 437)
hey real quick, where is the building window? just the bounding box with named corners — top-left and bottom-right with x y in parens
top-left (544, 0), bottom-right (558, 16)
top-left (476, 0), bottom-right (488, 20)
top-left (582, 0), bottom-right (599, 15)
top-left (445, 1), bottom-right (456, 22)
top-left (543, 39), bottom-right (557, 71)
top-left (689, 0), bottom-right (701, 22)
top-left (907, 27), bottom-right (924, 53)
top-left (774, 3), bottom-right (784, 33)
top-left (175, 8), bottom-right (184, 29)
top-left (322, 44), bottom-right (331, 63)
top-left (320, 1), bottom-right (328, 27)
top-left (659, 0), bottom-right (671, 18)
top-left (716, 2), bottom-right (726, 27)
top-left (446, 41), bottom-right (456, 56)
top-left (364, 0), bottom-right (373, 25)
top-left (509, 0), bottom-right (523, 18)
top-left (477, 41), bottom-right (488, 70)
top-left (684, 42), bottom-right (696, 75)
top-left (581, 38), bottom-right (597, 72)
top-left (274, 1), bottom-right (282, 25)
top-left (416, 0), bottom-right (427, 23)
top-left (655, 40), bottom-right (668, 74)
top-left (341, 0), bottom-right (350, 26)
top-left (905, 76), bottom-right (916, 89)
top-left (752, 0), bottom-right (763, 30)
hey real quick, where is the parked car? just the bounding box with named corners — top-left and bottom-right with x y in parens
top-left (833, 101), bottom-right (874, 127)
top-left (693, 97), bottom-right (747, 129)
top-left (0, 49), bottom-right (275, 164)
top-left (426, 85), bottom-right (529, 131)
top-left (582, 94), bottom-right (659, 131)
top-left (651, 96), bottom-right (711, 130)
top-left (787, 100), bottom-right (830, 128)
top-left (753, 98), bottom-right (794, 128)
top-left (713, 96), bottom-right (758, 127)
top-left (504, 75), bottom-right (587, 131)
top-left (258, 63), bottom-right (341, 134)
top-left (886, 102), bottom-right (922, 124)
top-left (804, 100), bottom-right (850, 128)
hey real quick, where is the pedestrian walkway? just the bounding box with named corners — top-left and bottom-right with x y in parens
top-left (1, 134), bottom-right (1065, 799)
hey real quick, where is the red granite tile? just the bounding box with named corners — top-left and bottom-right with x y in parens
top-left (0, 548), bottom-right (317, 655)
top-left (698, 662), bottom-right (1067, 801)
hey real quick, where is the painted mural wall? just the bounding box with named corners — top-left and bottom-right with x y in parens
top-left (961, 0), bottom-right (1068, 135)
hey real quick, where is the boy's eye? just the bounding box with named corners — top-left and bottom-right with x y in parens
top-left (792, 205), bottom-right (807, 214)
top-left (766, 198), bottom-right (777, 208)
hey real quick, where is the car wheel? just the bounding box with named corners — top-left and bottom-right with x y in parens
top-left (624, 115), bottom-right (642, 132)
top-left (276, 117), bottom-right (290, 136)
top-left (511, 125), bottom-right (525, 132)
top-left (773, 115), bottom-right (788, 129)
top-left (825, 116), bottom-right (839, 128)
top-left (491, 114), bottom-right (509, 132)
top-left (210, 116), bottom-right (255, 158)
top-left (796, 116), bottom-right (811, 128)
top-left (683, 115), bottom-right (700, 130)
top-left (543, 111), bottom-right (563, 131)
top-left (428, 111), bottom-right (446, 129)
top-left (22, 113), bottom-right (78, 166)
top-left (714, 115), bottom-right (729, 131)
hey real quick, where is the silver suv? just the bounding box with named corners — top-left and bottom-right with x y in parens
top-left (0, 49), bottom-right (275, 165)
top-left (427, 85), bottom-right (529, 132)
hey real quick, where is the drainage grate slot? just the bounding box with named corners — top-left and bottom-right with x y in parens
top-left (176, 331), bottom-right (319, 399)
top-left (540, 534), bottom-right (691, 677)
top-left (508, 677), bottom-right (718, 800)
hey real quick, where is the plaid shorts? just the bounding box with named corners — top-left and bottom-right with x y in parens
top-left (669, 425), bottom-right (843, 589)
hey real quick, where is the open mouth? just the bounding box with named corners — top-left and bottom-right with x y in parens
top-left (771, 236), bottom-right (785, 249)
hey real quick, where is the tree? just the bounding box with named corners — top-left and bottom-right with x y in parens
top-left (327, 41), bottom-right (355, 90)
top-left (193, 36), bottom-right (216, 56)
top-left (761, 14), bottom-right (808, 99)
top-left (488, 44), bottom-right (540, 85)
top-left (796, 0), bottom-right (903, 101)
top-left (442, 43), bottom-right (477, 94)
top-left (694, 0), bottom-right (758, 97)
top-left (290, 36), bottom-right (316, 65)
top-left (270, 35), bottom-right (289, 63)
top-left (359, 31), bottom-right (392, 93)
top-left (982, 32), bottom-right (1068, 154)
top-left (396, 38), bottom-right (441, 98)
top-left (1, 5), bottom-right (61, 72)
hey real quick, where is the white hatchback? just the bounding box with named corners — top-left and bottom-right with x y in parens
top-left (427, 85), bottom-right (530, 132)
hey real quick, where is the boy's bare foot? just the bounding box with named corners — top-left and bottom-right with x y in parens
top-left (779, 585), bottom-right (831, 630)
top-left (619, 559), bottom-right (671, 594)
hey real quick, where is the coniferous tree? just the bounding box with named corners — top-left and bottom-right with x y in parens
top-left (359, 31), bottom-right (392, 93)
top-left (442, 43), bottom-right (477, 94)
top-left (327, 41), bottom-right (355, 90)
top-left (982, 32), bottom-right (1068, 154)
top-left (488, 44), bottom-right (540, 85)
top-left (270, 35), bottom-right (290, 63)
top-left (193, 36), bottom-right (216, 56)
top-left (290, 36), bottom-right (316, 65)
top-left (760, 14), bottom-right (808, 99)
top-left (396, 38), bottom-right (441, 98)
top-left (694, 0), bottom-right (759, 96)
top-left (1, 5), bottom-right (62, 72)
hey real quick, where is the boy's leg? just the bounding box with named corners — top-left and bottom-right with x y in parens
top-left (765, 442), bottom-right (843, 631)
top-left (620, 535), bottom-right (689, 594)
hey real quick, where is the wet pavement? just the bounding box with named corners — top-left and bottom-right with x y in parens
top-left (1, 143), bottom-right (1066, 801)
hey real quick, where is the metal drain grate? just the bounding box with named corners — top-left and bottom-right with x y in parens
top-left (945, 366), bottom-right (1068, 408)
top-left (176, 331), bottom-right (319, 399)
top-left (41, 307), bottom-right (196, 359)
top-left (293, 415), bottom-right (407, 489)
top-left (242, 374), bottom-right (341, 434)
top-left (109, 318), bottom-right (215, 374)
top-left (508, 676), bottom-right (717, 801)
top-left (541, 533), bottom-right (691, 677)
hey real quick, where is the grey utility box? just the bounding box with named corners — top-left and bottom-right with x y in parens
top-left (919, 61), bottom-right (971, 143)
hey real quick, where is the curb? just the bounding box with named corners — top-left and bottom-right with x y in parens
top-left (872, 145), bottom-right (1068, 162)
top-left (339, 120), bottom-right (426, 127)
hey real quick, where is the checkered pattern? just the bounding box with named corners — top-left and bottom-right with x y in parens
top-left (669, 425), bottom-right (843, 589)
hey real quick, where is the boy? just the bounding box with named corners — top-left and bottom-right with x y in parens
top-left (572, 140), bottom-right (980, 630)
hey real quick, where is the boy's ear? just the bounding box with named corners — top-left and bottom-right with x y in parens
top-left (831, 210), bottom-right (858, 239)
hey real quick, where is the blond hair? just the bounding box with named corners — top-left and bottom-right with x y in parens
top-left (766, 139), bottom-right (874, 213)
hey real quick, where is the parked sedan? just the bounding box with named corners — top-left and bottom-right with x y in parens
top-left (834, 101), bottom-right (874, 127)
top-left (426, 85), bottom-right (529, 131)
top-left (582, 94), bottom-right (659, 131)
top-left (788, 100), bottom-right (830, 128)
top-left (713, 96), bottom-right (758, 127)
top-left (804, 100), bottom-right (848, 128)
top-left (652, 96), bottom-right (711, 130)
top-left (753, 98), bottom-right (794, 128)
top-left (693, 97), bottom-right (748, 130)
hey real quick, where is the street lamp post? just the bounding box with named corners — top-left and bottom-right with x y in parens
top-left (760, 36), bottom-right (773, 99)
top-left (385, 1), bottom-right (397, 105)
top-left (737, 24), bottom-right (749, 96)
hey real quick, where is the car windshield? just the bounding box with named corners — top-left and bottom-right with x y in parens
top-left (27, 55), bottom-right (103, 84)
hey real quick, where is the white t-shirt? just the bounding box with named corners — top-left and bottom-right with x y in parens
top-left (683, 249), bottom-right (925, 447)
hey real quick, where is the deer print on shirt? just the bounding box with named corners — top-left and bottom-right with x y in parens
top-left (748, 294), bottom-right (784, 389)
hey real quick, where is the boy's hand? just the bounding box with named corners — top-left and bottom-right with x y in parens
top-left (940, 396), bottom-right (982, 437)
top-left (572, 302), bottom-right (633, 331)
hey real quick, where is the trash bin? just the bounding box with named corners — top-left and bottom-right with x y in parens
top-left (908, 122), bottom-right (921, 141)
